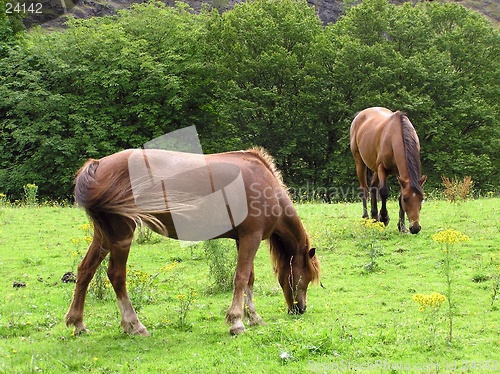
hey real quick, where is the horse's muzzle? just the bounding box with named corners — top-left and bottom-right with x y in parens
top-left (410, 225), bottom-right (421, 234)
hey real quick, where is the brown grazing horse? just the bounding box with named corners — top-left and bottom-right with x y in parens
top-left (65, 147), bottom-right (320, 336)
top-left (350, 107), bottom-right (427, 234)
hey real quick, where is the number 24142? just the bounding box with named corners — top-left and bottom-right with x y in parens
top-left (6, 2), bottom-right (43, 14)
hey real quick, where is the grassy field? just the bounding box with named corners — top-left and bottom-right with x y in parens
top-left (0, 198), bottom-right (499, 373)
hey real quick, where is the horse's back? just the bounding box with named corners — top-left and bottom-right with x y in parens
top-left (76, 148), bottom-right (286, 241)
top-left (350, 107), bottom-right (394, 154)
top-left (350, 107), bottom-right (394, 138)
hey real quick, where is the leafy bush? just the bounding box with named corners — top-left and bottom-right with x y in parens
top-left (0, 0), bottom-right (498, 199)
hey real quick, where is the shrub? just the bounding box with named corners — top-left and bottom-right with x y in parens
top-left (441, 176), bottom-right (474, 202)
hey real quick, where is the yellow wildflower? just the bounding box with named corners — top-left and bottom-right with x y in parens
top-left (413, 292), bottom-right (447, 311)
top-left (364, 219), bottom-right (385, 232)
top-left (432, 229), bottom-right (469, 245)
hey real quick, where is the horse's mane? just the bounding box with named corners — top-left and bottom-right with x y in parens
top-left (400, 113), bottom-right (424, 196)
top-left (269, 233), bottom-right (321, 285)
top-left (243, 147), bottom-right (319, 283)
top-left (246, 147), bottom-right (288, 193)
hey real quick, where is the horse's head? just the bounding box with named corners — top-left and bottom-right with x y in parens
top-left (398, 175), bottom-right (427, 234)
top-left (278, 246), bottom-right (320, 315)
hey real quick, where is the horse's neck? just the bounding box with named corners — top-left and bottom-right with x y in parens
top-left (277, 203), bottom-right (308, 252)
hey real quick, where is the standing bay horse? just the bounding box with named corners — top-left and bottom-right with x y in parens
top-left (350, 107), bottom-right (427, 234)
top-left (65, 147), bottom-right (320, 336)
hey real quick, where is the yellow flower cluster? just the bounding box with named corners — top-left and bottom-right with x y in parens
top-left (432, 229), bottom-right (469, 245)
top-left (160, 261), bottom-right (178, 272)
top-left (71, 236), bottom-right (93, 245)
top-left (177, 289), bottom-right (197, 301)
top-left (413, 292), bottom-right (447, 311)
top-left (78, 223), bottom-right (92, 232)
top-left (126, 269), bottom-right (152, 285)
top-left (359, 218), bottom-right (385, 232)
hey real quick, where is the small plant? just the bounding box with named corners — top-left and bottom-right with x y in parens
top-left (0, 192), bottom-right (8, 206)
top-left (441, 175), bottom-right (474, 202)
top-left (432, 228), bottom-right (470, 342)
top-left (89, 258), bottom-right (111, 300)
top-left (175, 287), bottom-right (197, 331)
top-left (136, 225), bottom-right (162, 245)
top-left (490, 257), bottom-right (500, 307)
top-left (127, 266), bottom-right (158, 312)
top-left (413, 292), bottom-right (447, 347)
top-left (23, 184), bottom-right (38, 207)
top-left (70, 224), bottom-right (94, 271)
top-left (355, 219), bottom-right (386, 273)
top-left (492, 275), bottom-right (499, 307)
top-left (204, 239), bottom-right (236, 292)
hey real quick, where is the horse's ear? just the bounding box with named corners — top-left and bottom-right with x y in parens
top-left (419, 175), bottom-right (427, 186)
top-left (309, 248), bottom-right (316, 258)
top-left (397, 176), bottom-right (407, 188)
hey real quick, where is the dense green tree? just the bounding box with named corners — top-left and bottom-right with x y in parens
top-left (310, 0), bottom-right (500, 191)
top-left (205, 0), bottom-right (324, 182)
top-left (0, 0), bottom-right (498, 200)
top-left (0, 1), bottom-right (25, 58)
top-left (1, 3), bottom-right (219, 198)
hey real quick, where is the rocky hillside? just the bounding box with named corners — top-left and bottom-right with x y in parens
top-left (25, 0), bottom-right (341, 28)
top-left (24, 0), bottom-right (499, 29)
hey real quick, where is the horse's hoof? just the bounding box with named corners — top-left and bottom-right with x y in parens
top-left (248, 316), bottom-right (266, 326)
top-left (73, 327), bottom-right (89, 336)
top-left (379, 216), bottom-right (390, 226)
top-left (133, 326), bottom-right (151, 336)
top-left (229, 320), bottom-right (245, 335)
top-left (122, 321), bottom-right (150, 336)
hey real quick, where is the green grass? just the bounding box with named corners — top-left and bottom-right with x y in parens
top-left (0, 198), bottom-right (499, 373)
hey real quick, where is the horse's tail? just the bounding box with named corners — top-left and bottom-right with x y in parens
top-left (74, 159), bottom-right (164, 243)
top-left (399, 113), bottom-right (424, 196)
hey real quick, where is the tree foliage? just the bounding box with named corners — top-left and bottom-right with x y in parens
top-left (0, 0), bottom-right (498, 200)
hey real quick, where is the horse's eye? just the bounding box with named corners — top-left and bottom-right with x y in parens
top-left (403, 197), bottom-right (409, 203)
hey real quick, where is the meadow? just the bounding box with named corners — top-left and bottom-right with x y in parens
top-left (0, 197), bottom-right (498, 373)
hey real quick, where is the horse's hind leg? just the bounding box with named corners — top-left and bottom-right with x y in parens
top-left (65, 232), bottom-right (109, 334)
top-left (354, 157), bottom-right (369, 218)
top-left (106, 227), bottom-right (149, 336)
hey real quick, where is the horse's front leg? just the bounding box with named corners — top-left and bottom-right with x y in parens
top-left (369, 186), bottom-right (379, 220)
top-left (107, 237), bottom-right (149, 336)
top-left (377, 168), bottom-right (390, 226)
top-left (244, 266), bottom-right (266, 327)
top-left (397, 194), bottom-right (408, 233)
top-left (65, 234), bottom-right (109, 335)
top-left (226, 234), bottom-right (261, 335)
